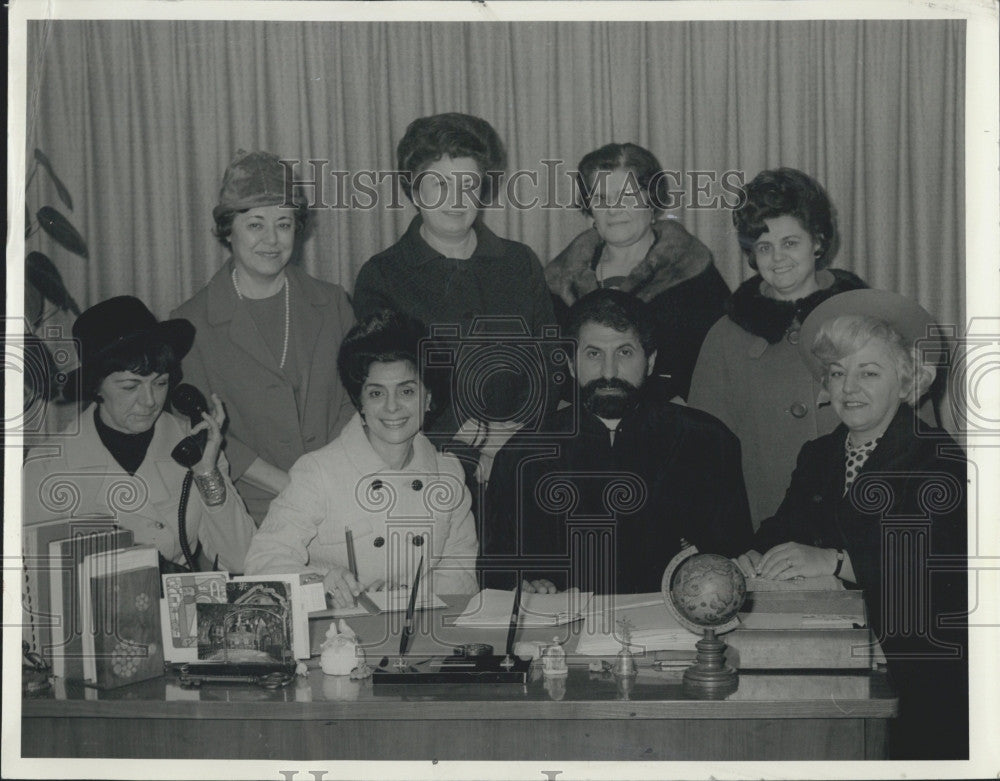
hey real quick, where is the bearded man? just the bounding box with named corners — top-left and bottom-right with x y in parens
top-left (480, 289), bottom-right (753, 595)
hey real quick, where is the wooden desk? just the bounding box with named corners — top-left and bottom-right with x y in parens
top-left (22, 593), bottom-right (897, 761)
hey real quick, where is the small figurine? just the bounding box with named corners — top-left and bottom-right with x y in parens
top-left (540, 636), bottom-right (568, 677)
top-left (319, 620), bottom-right (367, 676)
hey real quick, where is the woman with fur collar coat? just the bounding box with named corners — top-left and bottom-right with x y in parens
top-left (689, 168), bottom-right (867, 525)
top-left (546, 143), bottom-right (730, 401)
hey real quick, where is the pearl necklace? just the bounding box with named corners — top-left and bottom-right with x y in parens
top-left (232, 267), bottom-right (290, 369)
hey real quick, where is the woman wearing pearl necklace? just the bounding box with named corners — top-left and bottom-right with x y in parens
top-left (173, 150), bottom-right (356, 524)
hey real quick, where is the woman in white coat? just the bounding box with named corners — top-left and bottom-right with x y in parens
top-left (243, 310), bottom-right (479, 603)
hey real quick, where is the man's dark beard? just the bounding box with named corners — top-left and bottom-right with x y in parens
top-left (581, 377), bottom-right (641, 419)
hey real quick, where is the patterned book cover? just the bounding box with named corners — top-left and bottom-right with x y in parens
top-left (162, 572), bottom-right (229, 662)
top-left (195, 581), bottom-right (293, 663)
top-left (46, 525), bottom-right (134, 678)
top-left (82, 546), bottom-right (163, 688)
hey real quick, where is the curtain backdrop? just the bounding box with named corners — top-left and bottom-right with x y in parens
top-left (24, 20), bottom-right (965, 331)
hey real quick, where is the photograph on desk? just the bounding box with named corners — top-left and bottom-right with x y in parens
top-left (5, 1), bottom-right (998, 779)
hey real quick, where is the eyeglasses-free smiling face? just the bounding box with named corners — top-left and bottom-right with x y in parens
top-left (752, 214), bottom-right (821, 301)
top-left (359, 360), bottom-right (431, 454)
top-left (826, 339), bottom-right (907, 442)
top-left (97, 371), bottom-right (169, 434)
top-left (413, 155), bottom-right (482, 245)
top-left (229, 205), bottom-right (296, 283)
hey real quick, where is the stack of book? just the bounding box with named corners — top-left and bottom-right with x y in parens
top-left (22, 518), bottom-right (163, 689)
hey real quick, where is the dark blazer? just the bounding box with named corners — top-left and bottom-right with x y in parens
top-left (755, 406), bottom-right (968, 759)
top-left (353, 215), bottom-right (560, 437)
top-left (482, 394), bottom-right (754, 595)
top-left (172, 261), bottom-right (356, 522)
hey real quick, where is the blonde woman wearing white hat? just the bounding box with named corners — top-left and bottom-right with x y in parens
top-left (736, 289), bottom-right (967, 760)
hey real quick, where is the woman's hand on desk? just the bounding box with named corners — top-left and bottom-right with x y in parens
top-left (757, 542), bottom-right (838, 580)
top-left (324, 565), bottom-right (363, 608)
top-left (522, 579), bottom-right (559, 594)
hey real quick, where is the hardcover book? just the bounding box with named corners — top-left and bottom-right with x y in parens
top-left (46, 523), bottom-right (134, 678)
top-left (81, 545), bottom-right (163, 688)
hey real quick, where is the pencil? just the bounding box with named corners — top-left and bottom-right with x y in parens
top-left (345, 528), bottom-right (358, 606)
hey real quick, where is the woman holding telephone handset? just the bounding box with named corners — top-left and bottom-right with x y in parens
top-left (22, 296), bottom-right (255, 573)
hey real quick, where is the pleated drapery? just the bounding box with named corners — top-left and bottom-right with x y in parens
top-left (25, 20), bottom-right (965, 331)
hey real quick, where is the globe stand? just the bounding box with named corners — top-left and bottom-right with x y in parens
top-left (682, 628), bottom-right (737, 698)
top-left (661, 546), bottom-right (747, 700)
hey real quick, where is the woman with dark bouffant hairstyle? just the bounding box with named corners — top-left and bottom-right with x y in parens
top-left (546, 141), bottom-right (730, 401)
top-left (689, 167), bottom-right (867, 525)
top-left (245, 309), bottom-right (478, 603)
top-left (353, 113), bottom-right (559, 485)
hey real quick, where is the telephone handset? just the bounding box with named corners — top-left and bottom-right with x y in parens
top-left (171, 383), bottom-right (210, 468)
top-left (168, 383), bottom-right (211, 572)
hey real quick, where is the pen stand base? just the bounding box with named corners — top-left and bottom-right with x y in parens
top-left (372, 654), bottom-right (530, 685)
top-left (681, 629), bottom-right (738, 699)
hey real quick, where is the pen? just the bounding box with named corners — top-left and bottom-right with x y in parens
top-left (345, 528), bottom-right (358, 607)
top-left (398, 555), bottom-right (424, 660)
top-left (503, 577), bottom-right (523, 666)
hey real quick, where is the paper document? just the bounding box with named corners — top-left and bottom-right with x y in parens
top-left (310, 588), bottom-right (447, 618)
top-left (453, 588), bottom-right (592, 627)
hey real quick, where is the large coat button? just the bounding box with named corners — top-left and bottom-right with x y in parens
top-left (786, 328), bottom-right (800, 345)
top-left (789, 402), bottom-right (808, 418)
top-left (412, 535), bottom-right (425, 547)
top-left (373, 536), bottom-right (385, 548)
top-left (411, 479), bottom-right (423, 491)
top-left (372, 479), bottom-right (383, 491)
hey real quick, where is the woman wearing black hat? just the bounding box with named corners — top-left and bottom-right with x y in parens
top-left (22, 296), bottom-right (255, 573)
top-left (735, 289), bottom-right (968, 759)
top-left (172, 150), bottom-right (356, 524)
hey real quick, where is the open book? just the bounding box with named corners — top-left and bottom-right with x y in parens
top-left (574, 594), bottom-right (697, 656)
top-left (453, 588), bottom-right (592, 628)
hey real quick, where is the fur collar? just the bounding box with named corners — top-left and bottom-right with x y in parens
top-left (727, 268), bottom-right (868, 344)
top-left (545, 219), bottom-right (714, 305)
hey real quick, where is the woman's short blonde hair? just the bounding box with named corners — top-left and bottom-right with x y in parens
top-left (811, 314), bottom-right (936, 406)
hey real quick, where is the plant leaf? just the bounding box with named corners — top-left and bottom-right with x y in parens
top-left (36, 206), bottom-right (88, 258)
top-left (33, 148), bottom-right (74, 210)
top-left (26, 251), bottom-right (81, 316)
top-left (25, 276), bottom-right (45, 327)
top-left (25, 204), bottom-right (32, 238)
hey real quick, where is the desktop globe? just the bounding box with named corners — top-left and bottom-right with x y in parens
top-left (661, 547), bottom-right (747, 697)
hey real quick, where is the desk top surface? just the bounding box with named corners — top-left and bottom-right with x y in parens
top-left (25, 591), bottom-right (897, 721)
